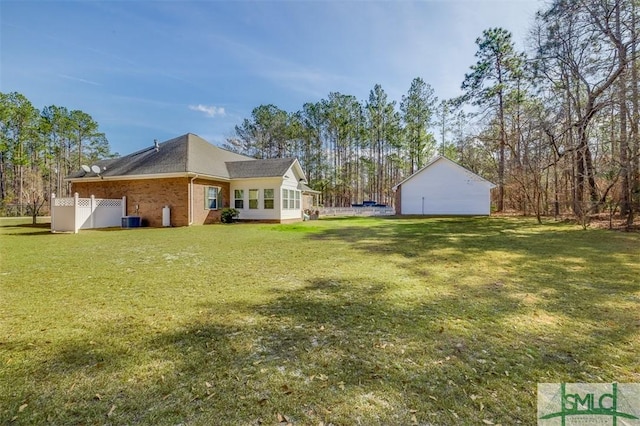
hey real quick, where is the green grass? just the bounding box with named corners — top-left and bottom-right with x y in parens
top-left (1, 216), bottom-right (638, 425)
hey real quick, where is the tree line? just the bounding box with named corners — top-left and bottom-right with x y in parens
top-left (225, 80), bottom-right (444, 208)
top-left (0, 92), bottom-right (111, 216)
top-left (2, 0), bottom-right (636, 226)
top-left (225, 0), bottom-right (639, 226)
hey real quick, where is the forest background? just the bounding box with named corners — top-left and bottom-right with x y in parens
top-left (1, 0), bottom-right (638, 226)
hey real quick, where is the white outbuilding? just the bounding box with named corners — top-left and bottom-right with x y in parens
top-left (392, 156), bottom-right (496, 216)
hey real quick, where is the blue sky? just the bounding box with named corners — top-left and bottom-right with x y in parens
top-left (1, 0), bottom-right (541, 156)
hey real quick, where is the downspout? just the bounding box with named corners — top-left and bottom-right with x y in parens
top-left (189, 174), bottom-right (198, 225)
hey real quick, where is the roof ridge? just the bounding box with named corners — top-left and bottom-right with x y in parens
top-left (124, 143), bottom-right (157, 158)
top-left (227, 157), bottom-right (293, 162)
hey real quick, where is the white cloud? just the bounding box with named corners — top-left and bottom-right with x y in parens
top-left (189, 104), bottom-right (226, 118)
top-left (57, 74), bottom-right (101, 86)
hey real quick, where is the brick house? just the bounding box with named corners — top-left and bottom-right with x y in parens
top-left (67, 133), bottom-right (313, 226)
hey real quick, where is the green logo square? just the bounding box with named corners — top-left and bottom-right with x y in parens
top-left (538, 383), bottom-right (640, 425)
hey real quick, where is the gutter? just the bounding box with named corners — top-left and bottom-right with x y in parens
top-left (65, 172), bottom-right (230, 183)
top-left (189, 174), bottom-right (198, 225)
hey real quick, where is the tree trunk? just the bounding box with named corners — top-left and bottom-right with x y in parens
top-left (0, 152), bottom-right (5, 201)
top-left (615, 2), bottom-right (631, 220)
top-left (497, 74), bottom-right (506, 212)
top-left (630, 1), bottom-right (639, 226)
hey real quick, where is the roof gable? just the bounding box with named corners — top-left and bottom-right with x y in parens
top-left (187, 134), bottom-right (253, 176)
top-left (227, 158), bottom-right (308, 183)
top-left (393, 156), bottom-right (496, 190)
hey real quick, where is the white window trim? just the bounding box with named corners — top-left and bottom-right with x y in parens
top-left (249, 189), bottom-right (259, 210)
top-left (264, 188), bottom-right (274, 209)
top-left (234, 189), bottom-right (244, 209)
top-left (282, 189), bottom-right (300, 210)
top-left (205, 186), bottom-right (221, 210)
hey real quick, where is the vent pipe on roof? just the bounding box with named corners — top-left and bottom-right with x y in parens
top-left (154, 139), bottom-right (159, 152)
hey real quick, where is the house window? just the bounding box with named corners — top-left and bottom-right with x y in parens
top-left (264, 189), bottom-right (274, 209)
top-left (234, 189), bottom-right (244, 209)
top-left (249, 189), bottom-right (258, 209)
top-left (281, 189), bottom-right (299, 210)
top-left (205, 186), bottom-right (220, 210)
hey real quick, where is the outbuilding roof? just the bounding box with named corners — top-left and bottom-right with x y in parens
top-left (392, 155), bottom-right (496, 190)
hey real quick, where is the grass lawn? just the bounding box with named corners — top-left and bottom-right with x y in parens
top-left (1, 216), bottom-right (638, 425)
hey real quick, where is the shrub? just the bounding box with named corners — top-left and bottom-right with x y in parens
top-left (220, 208), bottom-right (239, 223)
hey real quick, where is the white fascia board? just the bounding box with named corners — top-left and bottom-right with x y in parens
top-left (439, 157), bottom-right (496, 188)
top-left (231, 176), bottom-right (285, 182)
top-left (291, 159), bottom-right (307, 182)
top-left (393, 156), bottom-right (496, 190)
top-left (392, 156), bottom-right (441, 190)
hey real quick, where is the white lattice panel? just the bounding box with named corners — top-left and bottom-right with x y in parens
top-left (54, 198), bottom-right (75, 207)
top-left (95, 199), bottom-right (122, 207)
top-left (77, 198), bottom-right (91, 208)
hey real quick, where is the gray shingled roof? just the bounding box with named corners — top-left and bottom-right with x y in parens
top-left (67, 134), bottom-right (259, 180)
top-left (298, 182), bottom-right (320, 193)
top-left (226, 158), bottom-right (297, 179)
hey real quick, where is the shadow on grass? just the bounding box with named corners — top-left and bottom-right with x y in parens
top-left (0, 222), bottom-right (51, 236)
top-left (310, 217), bottom-right (638, 288)
top-left (15, 223), bottom-right (50, 228)
top-left (3, 217), bottom-right (638, 425)
top-left (309, 216), bottom-right (640, 332)
top-left (6, 274), bottom-right (638, 425)
top-left (3, 278), bottom-right (526, 424)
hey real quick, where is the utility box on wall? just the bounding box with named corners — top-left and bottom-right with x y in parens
top-left (162, 206), bottom-right (171, 227)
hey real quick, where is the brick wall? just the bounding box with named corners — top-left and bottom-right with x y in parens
top-left (72, 176), bottom-right (231, 227)
top-left (191, 179), bottom-right (231, 225)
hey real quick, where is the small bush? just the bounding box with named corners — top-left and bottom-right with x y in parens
top-left (220, 208), bottom-right (239, 223)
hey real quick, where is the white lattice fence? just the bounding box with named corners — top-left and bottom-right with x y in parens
top-left (51, 196), bottom-right (76, 232)
top-left (76, 197), bottom-right (93, 230)
top-left (51, 193), bottom-right (126, 233)
top-left (92, 198), bottom-right (125, 229)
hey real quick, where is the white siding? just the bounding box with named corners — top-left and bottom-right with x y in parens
top-left (231, 177), bottom-right (283, 221)
top-left (280, 173), bottom-right (302, 221)
top-left (400, 159), bottom-right (493, 215)
top-left (229, 166), bottom-right (303, 221)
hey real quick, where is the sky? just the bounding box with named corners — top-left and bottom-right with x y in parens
top-left (1, 0), bottom-right (542, 156)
